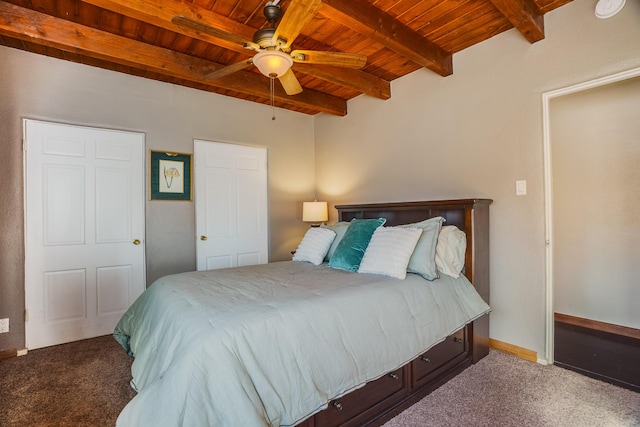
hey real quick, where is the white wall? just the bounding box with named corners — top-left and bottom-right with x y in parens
top-left (314, 0), bottom-right (640, 357)
top-left (0, 46), bottom-right (316, 351)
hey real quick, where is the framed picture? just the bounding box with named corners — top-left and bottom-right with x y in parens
top-left (150, 151), bottom-right (192, 201)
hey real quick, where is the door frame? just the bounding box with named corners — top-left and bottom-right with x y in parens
top-left (542, 66), bottom-right (640, 364)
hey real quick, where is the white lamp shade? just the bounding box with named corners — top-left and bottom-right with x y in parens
top-left (253, 50), bottom-right (293, 78)
top-left (303, 201), bottom-right (328, 223)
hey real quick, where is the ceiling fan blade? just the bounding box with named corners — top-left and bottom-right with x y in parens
top-left (290, 50), bottom-right (367, 69)
top-left (171, 16), bottom-right (260, 50)
top-left (272, 0), bottom-right (322, 50)
top-left (205, 59), bottom-right (254, 80)
top-left (278, 69), bottom-right (303, 95)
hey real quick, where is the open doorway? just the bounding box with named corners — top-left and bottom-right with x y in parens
top-left (543, 69), bottom-right (640, 391)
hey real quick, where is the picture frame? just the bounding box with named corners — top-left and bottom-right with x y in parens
top-left (150, 151), bottom-right (192, 201)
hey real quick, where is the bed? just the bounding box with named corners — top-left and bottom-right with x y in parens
top-left (114, 199), bottom-right (492, 427)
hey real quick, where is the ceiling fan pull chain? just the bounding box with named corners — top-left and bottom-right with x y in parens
top-left (270, 74), bottom-right (276, 120)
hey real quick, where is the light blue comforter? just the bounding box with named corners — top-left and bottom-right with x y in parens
top-left (114, 261), bottom-right (490, 427)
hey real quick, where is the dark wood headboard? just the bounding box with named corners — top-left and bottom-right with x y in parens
top-left (336, 199), bottom-right (493, 362)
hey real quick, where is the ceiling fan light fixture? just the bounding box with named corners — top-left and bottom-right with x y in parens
top-left (253, 50), bottom-right (293, 78)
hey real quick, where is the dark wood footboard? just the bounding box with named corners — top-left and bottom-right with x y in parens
top-left (295, 199), bottom-right (492, 427)
top-left (296, 321), bottom-right (487, 427)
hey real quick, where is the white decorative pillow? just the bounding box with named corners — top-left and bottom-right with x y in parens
top-left (292, 227), bottom-right (336, 265)
top-left (435, 226), bottom-right (467, 278)
top-left (321, 221), bottom-right (350, 262)
top-left (358, 227), bottom-right (423, 280)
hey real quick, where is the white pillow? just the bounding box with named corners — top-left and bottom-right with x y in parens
top-left (321, 221), bottom-right (350, 261)
top-left (435, 226), bottom-right (467, 278)
top-left (358, 227), bottom-right (423, 280)
top-left (401, 217), bottom-right (444, 281)
top-left (292, 227), bottom-right (336, 265)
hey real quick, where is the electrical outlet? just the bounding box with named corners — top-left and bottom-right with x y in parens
top-left (0, 318), bottom-right (9, 334)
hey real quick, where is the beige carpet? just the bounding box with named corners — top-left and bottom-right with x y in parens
top-left (0, 336), bottom-right (638, 426)
top-left (383, 350), bottom-right (640, 427)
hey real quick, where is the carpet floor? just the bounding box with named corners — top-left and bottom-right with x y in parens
top-left (0, 335), bottom-right (135, 427)
top-left (382, 350), bottom-right (640, 427)
top-left (0, 335), bottom-right (638, 426)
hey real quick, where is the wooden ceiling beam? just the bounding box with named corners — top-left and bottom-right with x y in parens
top-left (489, 0), bottom-right (544, 43)
top-left (319, 0), bottom-right (452, 77)
top-left (81, 0), bottom-right (390, 99)
top-left (82, 0), bottom-right (254, 55)
top-left (0, 1), bottom-right (347, 115)
top-left (295, 63), bottom-right (391, 100)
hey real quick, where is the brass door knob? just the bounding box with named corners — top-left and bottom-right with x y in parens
top-left (133, 239), bottom-right (141, 245)
top-left (200, 236), bottom-right (207, 241)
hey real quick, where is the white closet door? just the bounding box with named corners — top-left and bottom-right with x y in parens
top-left (25, 120), bottom-right (145, 349)
top-left (195, 140), bottom-right (268, 271)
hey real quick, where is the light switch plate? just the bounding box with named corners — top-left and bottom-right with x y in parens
top-left (516, 180), bottom-right (527, 196)
top-left (0, 318), bottom-right (8, 334)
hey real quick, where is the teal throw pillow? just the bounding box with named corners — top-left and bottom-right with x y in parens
top-left (328, 218), bottom-right (386, 272)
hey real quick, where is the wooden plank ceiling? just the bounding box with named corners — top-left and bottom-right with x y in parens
top-left (0, 0), bottom-right (572, 116)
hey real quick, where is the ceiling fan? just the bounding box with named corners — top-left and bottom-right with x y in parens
top-left (171, 0), bottom-right (367, 96)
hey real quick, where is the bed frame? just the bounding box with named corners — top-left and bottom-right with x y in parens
top-left (296, 199), bottom-right (492, 427)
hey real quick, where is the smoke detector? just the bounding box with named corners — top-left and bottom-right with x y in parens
top-left (595, 0), bottom-right (625, 18)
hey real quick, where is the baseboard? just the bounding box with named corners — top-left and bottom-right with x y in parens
top-left (0, 348), bottom-right (18, 360)
top-left (489, 339), bottom-right (538, 363)
top-left (0, 348), bottom-right (28, 360)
